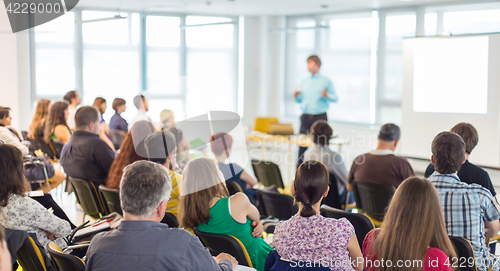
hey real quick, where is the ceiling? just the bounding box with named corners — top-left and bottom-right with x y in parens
top-left (76, 0), bottom-right (478, 16)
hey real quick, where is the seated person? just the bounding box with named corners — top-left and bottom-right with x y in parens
top-left (0, 106), bottom-right (29, 156)
top-left (347, 123), bottom-right (414, 191)
top-left (63, 90), bottom-right (81, 130)
top-left (61, 106), bottom-right (115, 186)
top-left (0, 226), bottom-right (11, 271)
top-left (28, 99), bottom-right (51, 140)
top-left (363, 176), bottom-right (456, 271)
top-left (0, 144), bottom-right (71, 252)
top-left (425, 123), bottom-right (496, 197)
top-left (130, 95), bottom-right (152, 128)
top-left (210, 133), bottom-right (258, 197)
top-left (429, 131), bottom-right (500, 271)
top-left (158, 110), bottom-right (191, 172)
top-left (93, 97), bottom-right (115, 151)
top-left (144, 131), bottom-right (182, 217)
top-left (179, 158), bottom-right (272, 271)
top-left (105, 121), bottom-right (154, 189)
top-left (85, 160), bottom-right (237, 271)
top-left (43, 101), bottom-right (71, 144)
top-left (303, 120), bottom-right (351, 204)
top-left (273, 161), bottom-right (363, 271)
top-left (109, 98), bottom-right (128, 133)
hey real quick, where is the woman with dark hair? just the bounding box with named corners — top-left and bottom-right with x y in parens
top-left (273, 161), bottom-right (363, 271)
top-left (44, 101), bottom-right (71, 144)
top-left (363, 176), bottom-right (456, 271)
top-left (28, 99), bottom-right (51, 139)
top-left (0, 144), bottom-right (71, 252)
top-left (109, 98), bottom-right (128, 133)
top-left (179, 158), bottom-right (271, 271)
top-left (106, 121), bottom-right (154, 189)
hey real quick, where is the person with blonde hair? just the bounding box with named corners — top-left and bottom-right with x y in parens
top-left (363, 176), bottom-right (457, 271)
top-left (28, 99), bottom-right (51, 139)
top-left (158, 110), bottom-right (191, 172)
top-left (179, 158), bottom-right (271, 271)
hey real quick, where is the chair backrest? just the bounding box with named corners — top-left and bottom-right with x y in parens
top-left (226, 181), bottom-right (243, 196)
top-left (99, 185), bottom-right (122, 215)
top-left (160, 212), bottom-right (179, 228)
top-left (21, 131), bottom-right (29, 141)
top-left (31, 138), bottom-right (58, 160)
top-left (69, 178), bottom-right (108, 218)
top-left (16, 236), bottom-right (48, 271)
top-left (251, 159), bottom-right (284, 189)
top-left (254, 117), bottom-right (279, 133)
top-left (258, 189), bottom-right (297, 220)
top-left (320, 205), bottom-right (374, 251)
top-left (109, 129), bottom-right (126, 150)
top-left (321, 173), bottom-right (342, 209)
top-left (193, 229), bottom-right (253, 267)
top-left (352, 181), bottom-right (395, 222)
top-left (47, 242), bottom-right (85, 271)
top-left (449, 236), bottom-right (477, 271)
top-left (265, 250), bottom-right (331, 271)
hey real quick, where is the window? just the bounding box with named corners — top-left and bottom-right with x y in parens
top-left (443, 9), bottom-right (500, 35)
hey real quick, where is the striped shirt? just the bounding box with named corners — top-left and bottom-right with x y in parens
top-left (166, 169), bottom-right (181, 217)
top-left (429, 172), bottom-right (500, 271)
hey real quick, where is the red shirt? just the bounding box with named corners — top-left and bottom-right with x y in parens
top-left (362, 229), bottom-right (452, 271)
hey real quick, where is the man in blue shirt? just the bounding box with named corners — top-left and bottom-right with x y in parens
top-left (294, 55), bottom-right (338, 167)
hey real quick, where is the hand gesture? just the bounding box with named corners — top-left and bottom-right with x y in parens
top-left (321, 89), bottom-right (328, 98)
top-left (294, 90), bottom-right (302, 98)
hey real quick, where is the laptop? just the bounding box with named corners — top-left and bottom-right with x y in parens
top-left (268, 123), bottom-right (294, 136)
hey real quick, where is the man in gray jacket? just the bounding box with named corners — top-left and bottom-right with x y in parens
top-left (85, 160), bottom-right (237, 271)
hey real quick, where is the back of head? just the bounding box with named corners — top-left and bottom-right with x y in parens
top-left (112, 98), bottom-right (126, 112)
top-left (133, 95), bottom-right (145, 110)
top-left (0, 144), bottom-right (27, 207)
top-left (294, 160), bottom-right (329, 217)
top-left (144, 131), bottom-right (177, 165)
top-left (179, 158), bottom-right (229, 229)
top-left (63, 90), bottom-right (77, 104)
top-left (0, 106), bottom-right (11, 120)
top-left (75, 106), bottom-right (99, 131)
top-left (210, 133), bottom-right (233, 156)
top-left (307, 55), bottom-right (321, 67)
top-left (431, 131), bottom-right (465, 174)
top-left (378, 123), bottom-right (400, 142)
top-left (44, 101), bottom-right (69, 143)
top-left (373, 176), bottom-right (456, 271)
top-left (159, 110), bottom-right (175, 128)
top-left (28, 100), bottom-right (50, 138)
top-left (450, 123), bottom-right (478, 155)
top-left (311, 120), bottom-right (332, 146)
top-left (93, 97), bottom-right (106, 115)
top-left (120, 160), bottom-right (172, 219)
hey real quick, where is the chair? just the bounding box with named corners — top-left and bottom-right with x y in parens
top-left (69, 178), bottom-right (108, 221)
top-left (257, 189), bottom-right (297, 220)
top-left (320, 205), bottom-right (374, 251)
top-left (31, 138), bottom-right (64, 161)
top-left (449, 236), bottom-right (477, 271)
top-left (16, 235), bottom-right (48, 271)
top-left (47, 242), bottom-right (85, 271)
top-left (351, 181), bottom-right (395, 226)
top-left (251, 159), bottom-right (285, 189)
top-left (254, 117), bottom-right (279, 133)
top-left (99, 185), bottom-right (122, 215)
top-left (160, 212), bottom-right (179, 228)
top-left (321, 173), bottom-right (342, 209)
top-left (226, 180), bottom-right (243, 196)
top-left (109, 129), bottom-right (126, 150)
top-left (194, 229), bottom-right (253, 268)
top-left (265, 250), bottom-right (331, 271)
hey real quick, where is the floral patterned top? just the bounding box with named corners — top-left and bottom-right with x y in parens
top-left (273, 214), bottom-right (355, 271)
top-left (0, 194), bottom-right (71, 252)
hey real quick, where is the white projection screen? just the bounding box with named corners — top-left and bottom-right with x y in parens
top-left (401, 33), bottom-right (500, 167)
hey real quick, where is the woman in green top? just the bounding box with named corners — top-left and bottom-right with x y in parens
top-left (44, 101), bottom-right (71, 144)
top-left (179, 158), bottom-right (272, 271)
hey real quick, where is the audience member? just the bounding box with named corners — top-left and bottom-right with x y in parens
top-left (179, 158), bottom-right (271, 271)
top-left (429, 131), bottom-right (500, 271)
top-left (43, 101), bottom-right (71, 144)
top-left (106, 121), bottom-right (154, 189)
top-left (211, 133), bottom-right (258, 198)
top-left (93, 97), bottom-right (115, 151)
top-left (0, 144), bottom-right (71, 252)
top-left (63, 90), bottom-right (81, 130)
top-left (347, 123), bottom-right (414, 191)
top-left (303, 120), bottom-right (350, 204)
top-left (144, 131), bottom-right (182, 216)
top-left (109, 98), bottom-right (128, 133)
top-left (130, 95), bottom-right (151, 127)
top-left (158, 110), bottom-right (191, 172)
top-left (0, 106), bottom-right (29, 156)
top-left (425, 123), bottom-right (496, 197)
top-left (61, 106), bottom-right (115, 186)
top-left (85, 160), bottom-right (237, 271)
top-left (0, 226), bottom-right (11, 271)
top-left (363, 176), bottom-right (456, 271)
top-left (273, 161), bottom-right (363, 271)
top-left (28, 99), bottom-right (51, 139)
